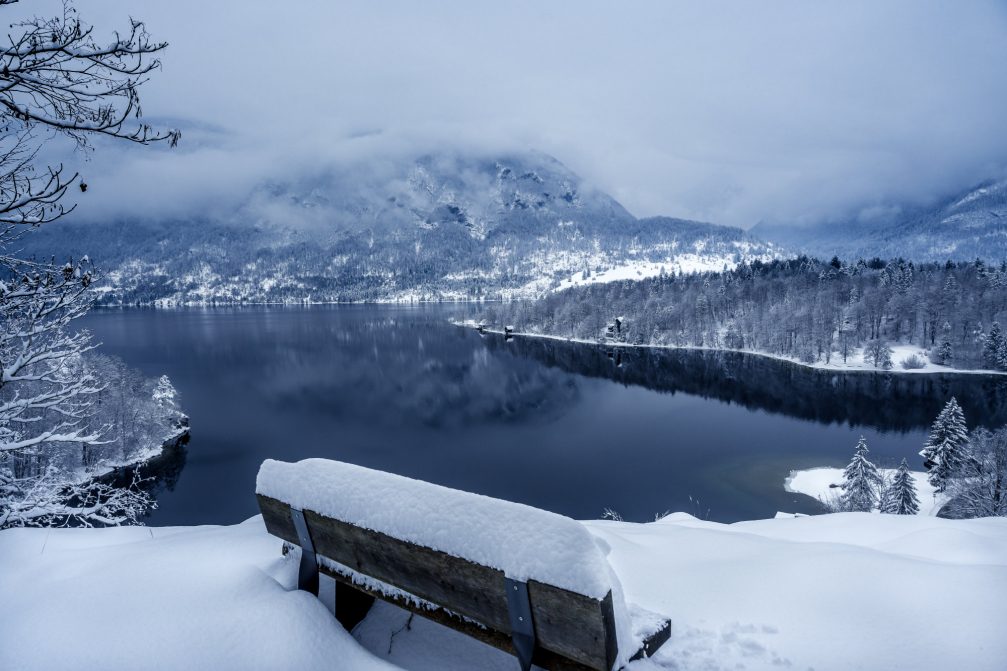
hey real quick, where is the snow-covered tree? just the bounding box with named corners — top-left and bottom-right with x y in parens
top-left (944, 427), bottom-right (1007, 519)
top-left (933, 339), bottom-right (953, 365)
top-left (0, 2), bottom-right (177, 527)
top-left (863, 340), bottom-right (893, 370)
top-left (982, 322), bottom-right (1006, 370)
top-left (841, 436), bottom-right (883, 512)
top-left (881, 459), bottom-right (920, 515)
top-left (920, 397), bottom-right (969, 491)
top-left (484, 258), bottom-right (1007, 373)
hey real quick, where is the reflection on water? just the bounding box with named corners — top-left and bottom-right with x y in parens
top-left (490, 336), bottom-right (1007, 432)
top-left (82, 305), bottom-right (1006, 525)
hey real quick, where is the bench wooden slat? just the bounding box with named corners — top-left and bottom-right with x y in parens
top-left (324, 568), bottom-right (601, 671)
top-left (258, 493), bottom-right (618, 670)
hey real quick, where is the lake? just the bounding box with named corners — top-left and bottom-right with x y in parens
top-left (81, 305), bottom-right (1007, 525)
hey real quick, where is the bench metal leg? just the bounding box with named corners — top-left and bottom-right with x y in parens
top-left (290, 507), bottom-right (319, 596)
top-left (335, 580), bottom-right (376, 632)
top-left (505, 578), bottom-right (536, 671)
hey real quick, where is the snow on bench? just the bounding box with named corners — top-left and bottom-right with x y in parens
top-left (256, 458), bottom-right (671, 671)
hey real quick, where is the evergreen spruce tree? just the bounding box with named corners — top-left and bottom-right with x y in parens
top-left (935, 339), bottom-right (953, 365)
top-left (881, 459), bottom-right (920, 515)
top-left (983, 322), bottom-right (1004, 369)
top-left (920, 397), bottom-right (969, 491)
top-left (841, 436), bottom-right (883, 512)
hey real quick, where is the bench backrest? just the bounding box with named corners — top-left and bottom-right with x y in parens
top-left (256, 458), bottom-right (623, 671)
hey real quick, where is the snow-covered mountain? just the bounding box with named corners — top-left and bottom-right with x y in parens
top-left (753, 179), bottom-right (1007, 262)
top-left (19, 151), bottom-right (779, 304)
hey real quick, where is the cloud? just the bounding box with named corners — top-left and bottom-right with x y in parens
top-left (34, 0), bottom-right (1007, 228)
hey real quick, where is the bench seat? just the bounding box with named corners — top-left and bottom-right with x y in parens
top-left (257, 459), bottom-right (671, 670)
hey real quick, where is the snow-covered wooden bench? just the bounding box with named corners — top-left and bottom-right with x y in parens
top-left (256, 459), bottom-right (671, 671)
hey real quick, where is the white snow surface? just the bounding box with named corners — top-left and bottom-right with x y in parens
top-left (551, 256), bottom-right (738, 293)
top-left (0, 518), bottom-right (398, 671)
top-left (256, 459), bottom-right (615, 599)
top-left (2, 513), bottom-right (1005, 671)
top-left (785, 466), bottom-right (943, 516)
top-left (796, 343), bottom-right (998, 375)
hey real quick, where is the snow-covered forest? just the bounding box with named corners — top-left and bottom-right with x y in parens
top-left (0, 1), bottom-right (183, 528)
top-left (0, 356), bottom-right (186, 528)
top-left (481, 257), bottom-right (1007, 371)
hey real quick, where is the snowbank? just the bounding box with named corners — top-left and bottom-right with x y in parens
top-left (2, 513), bottom-right (1005, 671)
top-left (587, 513), bottom-right (1007, 671)
top-left (785, 466), bottom-right (944, 516)
top-left (0, 518), bottom-right (396, 671)
top-left (256, 459), bottom-right (615, 599)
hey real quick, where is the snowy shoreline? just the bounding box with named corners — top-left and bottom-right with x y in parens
top-left (458, 322), bottom-right (1007, 377)
top-left (88, 422), bottom-right (190, 487)
top-left (784, 466), bottom-right (945, 516)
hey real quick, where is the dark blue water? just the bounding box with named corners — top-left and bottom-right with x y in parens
top-left (81, 305), bottom-right (1007, 524)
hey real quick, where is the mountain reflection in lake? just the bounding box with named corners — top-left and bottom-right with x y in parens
top-left (82, 305), bottom-right (1007, 525)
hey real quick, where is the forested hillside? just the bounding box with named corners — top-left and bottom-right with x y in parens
top-left (480, 257), bottom-right (1007, 371)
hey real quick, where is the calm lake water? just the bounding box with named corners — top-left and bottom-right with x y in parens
top-left (81, 305), bottom-right (1007, 525)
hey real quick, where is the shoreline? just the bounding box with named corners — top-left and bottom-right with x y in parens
top-left (88, 421), bottom-right (190, 488)
top-left (784, 466), bottom-right (945, 517)
top-left (91, 297), bottom-right (504, 309)
top-left (458, 322), bottom-right (1007, 377)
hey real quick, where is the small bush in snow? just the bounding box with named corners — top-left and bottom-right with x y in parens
top-left (900, 354), bottom-right (926, 370)
top-left (600, 508), bottom-right (623, 522)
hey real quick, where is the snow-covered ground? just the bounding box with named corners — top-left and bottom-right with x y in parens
top-left (791, 343), bottom-right (993, 375)
top-left (785, 467), bottom-right (944, 516)
top-left (551, 256), bottom-right (737, 293)
top-left (2, 513), bottom-right (1005, 671)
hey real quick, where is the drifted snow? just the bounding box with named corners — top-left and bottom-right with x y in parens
top-left (2, 513), bottom-right (1005, 671)
top-left (256, 459), bottom-right (616, 599)
top-left (0, 518), bottom-right (398, 671)
top-left (588, 513), bottom-right (1007, 670)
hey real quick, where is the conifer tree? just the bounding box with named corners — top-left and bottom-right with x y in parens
top-left (983, 322), bottom-right (1005, 369)
top-left (841, 436), bottom-right (883, 512)
top-left (920, 397), bottom-right (969, 491)
top-left (935, 339), bottom-right (953, 365)
top-left (881, 459), bottom-right (920, 515)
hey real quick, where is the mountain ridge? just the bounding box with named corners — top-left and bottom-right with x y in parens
top-left (18, 150), bottom-right (779, 304)
top-left (752, 178), bottom-right (1007, 262)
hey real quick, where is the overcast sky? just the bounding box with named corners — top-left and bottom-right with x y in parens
top-left (46, 0), bottom-right (1007, 228)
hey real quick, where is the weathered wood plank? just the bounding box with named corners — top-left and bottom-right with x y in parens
top-left (258, 493), bottom-right (616, 670)
top-left (323, 566), bottom-right (598, 671)
top-left (629, 619), bottom-right (672, 663)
